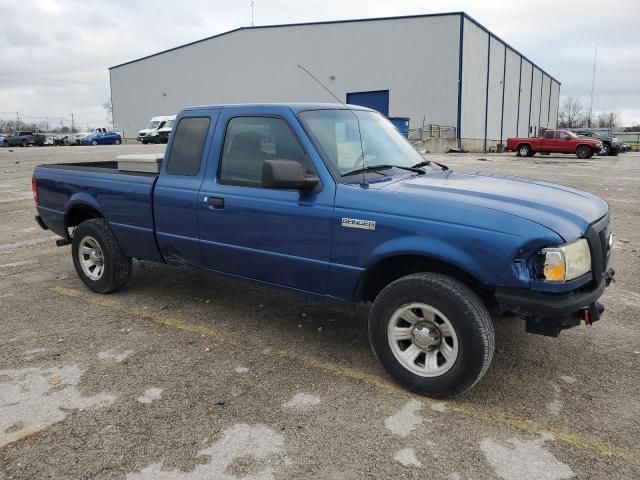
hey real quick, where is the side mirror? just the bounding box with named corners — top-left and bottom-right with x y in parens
top-left (262, 160), bottom-right (319, 191)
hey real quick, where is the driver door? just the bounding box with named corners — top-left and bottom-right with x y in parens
top-left (197, 108), bottom-right (336, 294)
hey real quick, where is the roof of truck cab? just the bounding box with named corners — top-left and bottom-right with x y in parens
top-left (181, 103), bottom-right (374, 113)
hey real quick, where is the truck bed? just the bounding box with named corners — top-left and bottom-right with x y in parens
top-left (34, 161), bottom-right (163, 262)
top-left (41, 161), bottom-right (159, 178)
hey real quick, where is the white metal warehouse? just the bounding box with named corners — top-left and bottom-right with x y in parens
top-left (109, 12), bottom-right (560, 152)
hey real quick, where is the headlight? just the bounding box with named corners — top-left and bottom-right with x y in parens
top-left (541, 238), bottom-right (591, 282)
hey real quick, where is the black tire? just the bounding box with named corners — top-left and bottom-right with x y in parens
top-left (610, 149), bottom-right (618, 157)
top-left (368, 273), bottom-right (494, 397)
top-left (517, 144), bottom-right (532, 157)
top-left (72, 218), bottom-right (132, 294)
top-left (142, 139), bottom-right (148, 145)
top-left (91, 140), bottom-right (98, 146)
top-left (21, 140), bottom-right (27, 147)
top-left (601, 143), bottom-right (611, 155)
top-left (576, 145), bottom-right (593, 159)
top-left (115, 139), bottom-right (121, 145)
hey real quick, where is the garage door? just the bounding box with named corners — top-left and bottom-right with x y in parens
top-left (346, 90), bottom-right (389, 116)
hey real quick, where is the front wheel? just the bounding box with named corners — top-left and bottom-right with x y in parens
top-left (91, 140), bottom-right (98, 146)
top-left (368, 273), bottom-right (494, 397)
top-left (115, 139), bottom-right (121, 145)
top-left (576, 145), bottom-right (593, 159)
top-left (601, 143), bottom-right (611, 155)
top-left (21, 140), bottom-right (27, 147)
top-left (72, 219), bottom-right (132, 293)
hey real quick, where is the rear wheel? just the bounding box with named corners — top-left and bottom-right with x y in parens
top-left (72, 219), bottom-right (132, 294)
top-left (91, 140), bottom-right (98, 146)
top-left (601, 143), bottom-right (611, 155)
top-left (576, 145), bottom-right (593, 159)
top-left (368, 273), bottom-right (494, 397)
top-left (21, 140), bottom-right (27, 147)
top-left (517, 144), bottom-right (532, 157)
top-left (115, 138), bottom-right (121, 145)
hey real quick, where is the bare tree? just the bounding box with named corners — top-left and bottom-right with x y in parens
top-left (596, 111), bottom-right (621, 129)
top-left (103, 101), bottom-right (113, 127)
top-left (557, 97), bottom-right (586, 128)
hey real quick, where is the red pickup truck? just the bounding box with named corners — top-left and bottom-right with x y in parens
top-left (506, 129), bottom-right (603, 159)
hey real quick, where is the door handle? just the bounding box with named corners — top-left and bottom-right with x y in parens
top-left (205, 196), bottom-right (224, 208)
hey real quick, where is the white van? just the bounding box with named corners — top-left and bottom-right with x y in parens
top-left (156, 115), bottom-right (176, 144)
top-left (137, 116), bottom-right (174, 144)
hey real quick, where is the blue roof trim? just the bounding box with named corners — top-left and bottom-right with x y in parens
top-left (462, 13), bottom-right (560, 84)
top-left (109, 11), bottom-right (465, 70)
top-left (109, 11), bottom-right (560, 85)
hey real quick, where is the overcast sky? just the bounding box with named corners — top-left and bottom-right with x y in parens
top-left (1, 0), bottom-right (639, 129)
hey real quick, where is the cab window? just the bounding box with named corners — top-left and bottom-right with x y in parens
top-left (544, 131), bottom-right (554, 139)
top-left (556, 132), bottom-right (570, 140)
top-left (219, 116), bottom-right (314, 186)
top-left (166, 117), bottom-right (211, 176)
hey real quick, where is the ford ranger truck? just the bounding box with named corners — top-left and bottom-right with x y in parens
top-left (506, 129), bottom-right (603, 159)
top-left (32, 104), bottom-right (615, 397)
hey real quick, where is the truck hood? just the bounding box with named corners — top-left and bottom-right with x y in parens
top-left (381, 171), bottom-right (608, 241)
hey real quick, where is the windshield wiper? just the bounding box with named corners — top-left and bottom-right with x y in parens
top-left (412, 160), bottom-right (449, 171)
top-left (341, 164), bottom-right (425, 178)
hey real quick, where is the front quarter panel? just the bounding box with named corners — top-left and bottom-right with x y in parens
top-left (328, 184), bottom-right (563, 301)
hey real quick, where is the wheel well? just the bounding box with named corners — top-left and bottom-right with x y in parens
top-left (66, 204), bottom-right (103, 231)
top-left (356, 255), bottom-right (489, 303)
top-left (517, 143), bottom-right (531, 151)
top-left (576, 144), bottom-right (592, 152)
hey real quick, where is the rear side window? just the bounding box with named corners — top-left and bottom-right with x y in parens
top-left (219, 116), bottom-right (312, 185)
top-left (544, 131), bottom-right (554, 139)
top-left (166, 117), bottom-right (211, 176)
top-left (556, 132), bottom-right (570, 140)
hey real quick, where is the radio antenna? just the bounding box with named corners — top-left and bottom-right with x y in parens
top-left (296, 64), bottom-right (368, 188)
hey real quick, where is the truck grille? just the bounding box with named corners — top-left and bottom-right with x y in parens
top-left (585, 215), bottom-right (610, 286)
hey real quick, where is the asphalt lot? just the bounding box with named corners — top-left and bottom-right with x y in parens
top-left (0, 144), bottom-right (639, 479)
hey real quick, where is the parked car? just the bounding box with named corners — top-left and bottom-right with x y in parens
top-left (574, 130), bottom-right (620, 156)
top-left (33, 103), bottom-right (615, 397)
top-left (506, 129), bottom-right (603, 159)
top-left (0, 133), bottom-right (6, 145)
top-left (137, 116), bottom-right (173, 144)
top-left (620, 143), bottom-right (631, 153)
top-left (157, 115), bottom-right (176, 144)
top-left (81, 132), bottom-right (122, 145)
top-left (3, 131), bottom-right (46, 147)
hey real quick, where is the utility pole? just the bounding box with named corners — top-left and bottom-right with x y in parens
top-left (71, 113), bottom-right (75, 132)
top-left (251, 0), bottom-right (254, 26)
top-left (587, 43), bottom-right (597, 128)
top-left (16, 112), bottom-right (20, 129)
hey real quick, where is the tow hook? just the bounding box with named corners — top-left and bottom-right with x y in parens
top-left (583, 302), bottom-right (605, 325)
top-left (605, 268), bottom-right (616, 286)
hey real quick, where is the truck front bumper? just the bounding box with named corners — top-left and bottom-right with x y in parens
top-left (494, 268), bottom-right (615, 337)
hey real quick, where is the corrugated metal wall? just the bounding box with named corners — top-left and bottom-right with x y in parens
top-left (539, 74), bottom-right (551, 130)
top-left (486, 39), bottom-right (506, 142)
top-left (501, 48), bottom-right (520, 141)
top-left (110, 15), bottom-right (460, 134)
top-left (460, 18), bottom-right (489, 140)
top-left (548, 80), bottom-right (560, 128)
top-left (518, 60), bottom-right (533, 137)
top-left (110, 13), bottom-right (560, 147)
top-left (529, 68), bottom-right (543, 137)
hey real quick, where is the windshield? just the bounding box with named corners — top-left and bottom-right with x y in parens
top-left (566, 131), bottom-right (579, 139)
top-left (145, 121), bottom-right (160, 130)
top-left (164, 119), bottom-right (174, 128)
top-left (299, 109), bottom-right (425, 178)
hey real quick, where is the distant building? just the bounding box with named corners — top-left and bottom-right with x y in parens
top-left (109, 12), bottom-right (560, 151)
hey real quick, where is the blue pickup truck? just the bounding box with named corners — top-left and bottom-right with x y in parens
top-left (32, 103), bottom-right (614, 397)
